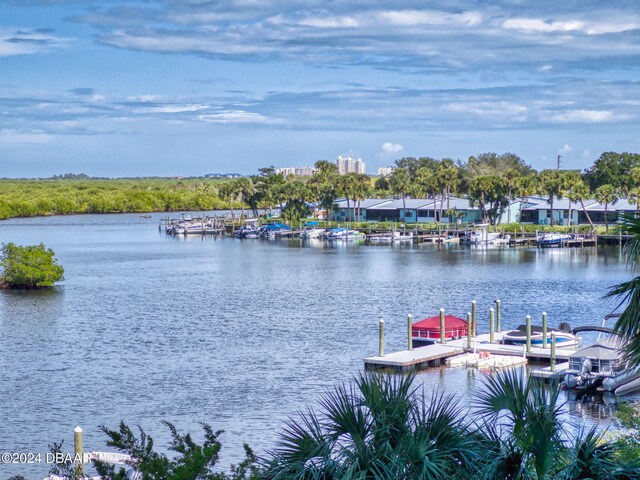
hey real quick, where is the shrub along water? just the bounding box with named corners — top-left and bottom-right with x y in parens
top-left (0, 242), bottom-right (64, 289)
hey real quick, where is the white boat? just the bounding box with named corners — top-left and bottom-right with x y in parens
top-left (301, 227), bottom-right (325, 239)
top-left (236, 225), bottom-right (259, 239)
top-left (502, 324), bottom-right (578, 348)
top-left (463, 225), bottom-right (501, 244)
top-left (393, 232), bottom-right (414, 243)
top-left (563, 337), bottom-right (640, 391)
top-left (537, 232), bottom-right (572, 247)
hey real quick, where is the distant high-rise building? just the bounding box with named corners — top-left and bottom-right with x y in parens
top-left (377, 166), bottom-right (396, 177)
top-left (337, 155), bottom-right (366, 175)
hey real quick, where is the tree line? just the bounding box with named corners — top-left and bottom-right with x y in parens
top-left (1, 152), bottom-right (639, 225)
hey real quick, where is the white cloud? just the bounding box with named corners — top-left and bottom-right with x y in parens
top-left (559, 144), bottom-right (573, 154)
top-left (0, 129), bottom-right (53, 144)
top-left (503, 17), bottom-right (640, 35)
top-left (539, 64), bottom-right (553, 72)
top-left (135, 104), bottom-right (210, 114)
top-left (381, 142), bottom-right (404, 154)
top-left (0, 29), bottom-right (72, 57)
top-left (197, 110), bottom-right (277, 124)
top-left (377, 10), bottom-right (482, 27)
top-left (548, 109), bottom-right (614, 123)
top-left (127, 95), bottom-right (160, 102)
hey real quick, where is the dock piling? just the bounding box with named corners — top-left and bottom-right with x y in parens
top-left (439, 308), bottom-right (445, 344)
top-left (526, 315), bottom-right (532, 353)
top-left (407, 314), bottom-right (413, 351)
top-left (496, 299), bottom-right (501, 332)
top-left (379, 319), bottom-right (385, 357)
top-left (471, 300), bottom-right (477, 337)
top-left (550, 332), bottom-right (556, 371)
top-left (490, 307), bottom-right (495, 343)
top-left (466, 312), bottom-right (472, 349)
top-left (74, 426), bottom-right (83, 479)
top-left (542, 311), bottom-right (548, 348)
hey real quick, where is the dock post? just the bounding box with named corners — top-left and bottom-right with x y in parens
top-left (439, 308), bottom-right (446, 344)
top-left (490, 307), bottom-right (495, 343)
top-left (407, 314), bottom-right (413, 351)
top-left (379, 319), bottom-right (385, 357)
top-left (74, 426), bottom-right (83, 479)
top-left (466, 312), bottom-right (472, 349)
top-left (526, 315), bottom-right (532, 353)
top-left (542, 311), bottom-right (548, 348)
top-left (471, 300), bottom-right (477, 337)
top-left (495, 299), bottom-right (501, 332)
top-left (550, 332), bottom-right (556, 371)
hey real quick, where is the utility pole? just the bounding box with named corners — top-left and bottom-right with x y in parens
top-left (556, 154), bottom-right (562, 170)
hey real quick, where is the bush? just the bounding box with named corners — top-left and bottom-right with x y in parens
top-left (0, 242), bottom-right (64, 289)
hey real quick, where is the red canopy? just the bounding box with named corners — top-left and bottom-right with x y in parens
top-left (412, 315), bottom-right (468, 339)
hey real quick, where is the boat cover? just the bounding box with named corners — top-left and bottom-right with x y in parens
top-left (412, 315), bottom-right (468, 339)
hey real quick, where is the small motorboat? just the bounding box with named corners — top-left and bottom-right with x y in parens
top-left (412, 314), bottom-right (468, 346)
top-left (563, 337), bottom-right (640, 392)
top-left (502, 323), bottom-right (578, 348)
top-left (537, 232), bottom-right (572, 247)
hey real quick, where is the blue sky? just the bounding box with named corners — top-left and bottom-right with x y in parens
top-left (1, 0), bottom-right (639, 177)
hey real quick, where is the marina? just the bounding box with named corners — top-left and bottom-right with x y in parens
top-left (159, 215), bottom-right (612, 249)
top-left (0, 212), bottom-right (637, 479)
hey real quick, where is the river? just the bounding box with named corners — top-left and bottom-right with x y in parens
top-left (0, 213), bottom-right (634, 478)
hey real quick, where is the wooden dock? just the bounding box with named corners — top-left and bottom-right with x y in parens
top-left (364, 332), bottom-right (577, 371)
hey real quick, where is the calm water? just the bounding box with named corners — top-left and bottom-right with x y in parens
top-left (0, 213), bottom-right (633, 477)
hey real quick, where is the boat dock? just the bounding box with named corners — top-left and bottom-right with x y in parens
top-left (364, 331), bottom-right (577, 372)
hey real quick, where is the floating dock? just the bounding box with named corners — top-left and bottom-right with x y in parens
top-left (364, 332), bottom-right (577, 372)
top-left (530, 362), bottom-right (569, 382)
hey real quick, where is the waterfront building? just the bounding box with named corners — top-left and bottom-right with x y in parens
top-left (337, 156), bottom-right (366, 175)
top-left (331, 195), bottom-right (638, 225)
top-left (377, 166), bottom-right (396, 177)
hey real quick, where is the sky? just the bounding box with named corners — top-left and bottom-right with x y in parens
top-left (1, 0), bottom-right (639, 177)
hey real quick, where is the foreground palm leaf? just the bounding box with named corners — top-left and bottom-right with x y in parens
top-left (607, 215), bottom-right (640, 367)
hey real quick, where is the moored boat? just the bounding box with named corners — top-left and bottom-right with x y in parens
top-left (412, 314), bottom-right (468, 346)
top-left (563, 337), bottom-right (640, 391)
top-left (537, 232), bottom-right (572, 247)
top-left (502, 323), bottom-right (578, 348)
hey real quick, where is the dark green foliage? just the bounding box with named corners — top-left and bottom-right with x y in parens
top-left (0, 178), bottom-right (229, 219)
top-left (585, 152), bottom-right (640, 193)
top-left (0, 242), bottom-right (64, 289)
top-left (92, 421), bottom-right (261, 480)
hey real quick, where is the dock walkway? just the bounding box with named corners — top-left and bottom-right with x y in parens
top-left (364, 332), bottom-right (576, 371)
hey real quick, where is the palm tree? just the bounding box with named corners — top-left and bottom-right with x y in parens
top-left (571, 180), bottom-right (595, 230)
top-left (607, 215), bottom-right (640, 368)
top-left (414, 166), bottom-right (439, 222)
top-left (514, 174), bottom-right (537, 223)
top-left (309, 160), bottom-right (339, 224)
top-left (218, 181), bottom-right (236, 217)
top-left (474, 369), bottom-right (638, 479)
top-left (628, 187), bottom-right (640, 217)
top-left (594, 184), bottom-right (619, 232)
top-left (561, 171), bottom-right (582, 227)
top-left (539, 170), bottom-right (564, 226)
top-left (264, 372), bottom-right (477, 479)
top-left (234, 177), bottom-right (254, 220)
top-left (389, 168), bottom-right (411, 221)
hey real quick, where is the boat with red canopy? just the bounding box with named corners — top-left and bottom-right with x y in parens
top-left (412, 314), bottom-right (468, 346)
